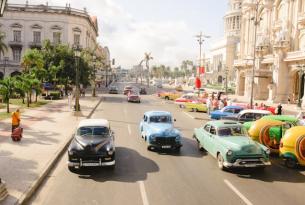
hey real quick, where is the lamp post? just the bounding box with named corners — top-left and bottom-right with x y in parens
top-left (73, 44), bottom-right (81, 112)
top-left (297, 64), bottom-right (305, 108)
top-left (92, 55), bottom-right (96, 97)
top-left (195, 32), bottom-right (210, 76)
top-left (224, 66), bottom-right (229, 94)
top-left (105, 61), bottom-right (109, 87)
top-left (249, 0), bottom-right (263, 109)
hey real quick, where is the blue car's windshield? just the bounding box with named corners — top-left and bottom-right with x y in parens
top-left (217, 126), bottom-right (247, 137)
top-left (77, 126), bottom-right (109, 137)
top-left (150, 116), bottom-right (171, 123)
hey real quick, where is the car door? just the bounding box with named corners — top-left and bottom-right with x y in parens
top-left (197, 124), bottom-right (210, 148)
top-left (204, 125), bottom-right (216, 155)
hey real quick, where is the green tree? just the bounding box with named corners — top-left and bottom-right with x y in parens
top-left (0, 77), bottom-right (15, 113)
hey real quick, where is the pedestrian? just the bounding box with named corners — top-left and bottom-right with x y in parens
top-left (276, 103), bottom-right (282, 115)
top-left (212, 99), bottom-right (219, 111)
top-left (218, 100), bottom-right (224, 110)
top-left (206, 97), bottom-right (212, 115)
top-left (68, 92), bottom-right (72, 109)
top-left (254, 103), bottom-right (259, 109)
top-left (11, 108), bottom-right (20, 132)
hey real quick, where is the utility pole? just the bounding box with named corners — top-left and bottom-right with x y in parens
top-left (195, 32), bottom-right (210, 76)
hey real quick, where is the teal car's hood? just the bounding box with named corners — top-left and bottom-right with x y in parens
top-left (218, 136), bottom-right (263, 154)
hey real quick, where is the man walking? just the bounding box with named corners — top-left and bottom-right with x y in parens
top-left (11, 109), bottom-right (20, 132)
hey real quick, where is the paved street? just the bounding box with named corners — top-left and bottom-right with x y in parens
top-left (27, 83), bottom-right (305, 205)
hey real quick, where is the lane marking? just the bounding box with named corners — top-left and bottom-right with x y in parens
top-left (224, 179), bottom-right (253, 205)
top-left (138, 181), bottom-right (149, 205)
top-left (123, 108), bottom-right (127, 115)
top-left (127, 124), bottom-right (131, 135)
top-left (183, 111), bottom-right (195, 119)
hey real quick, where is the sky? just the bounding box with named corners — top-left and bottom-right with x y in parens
top-left (9, 0), bottom-right (227, 69)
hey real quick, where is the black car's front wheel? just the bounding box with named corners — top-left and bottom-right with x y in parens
top-left (68, 166), bottom-right (78, 173)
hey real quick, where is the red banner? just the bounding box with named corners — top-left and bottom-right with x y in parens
top-left (195, 77), bottom-right (201, 89)
top-left (197, 66), bottom-right (205, 75)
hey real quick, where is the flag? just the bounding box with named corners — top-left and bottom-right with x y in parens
top-left (197, 66), bottom-right (205, 75)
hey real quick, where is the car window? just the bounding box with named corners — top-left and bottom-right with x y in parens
top-left (210, 126), bottom-right (216, 135)
top-left (204, 124), bottom-right (211, 132)
top-left (254, 113), bottom-right (262, 120)
top-left (224, 108), bottom-right (234, 113)
top-left (150, 115), bottom-right (171, 123)
top-left (144, 115), bottom-right (147, 122)
top-left (240, 113), bottom-right (253, 119)
top-left (218, 126), bottom-right (247, 137)
top-left (77, 126), bottom-right (109, 137)
top-left (234, 109), bottom-right (241, 114)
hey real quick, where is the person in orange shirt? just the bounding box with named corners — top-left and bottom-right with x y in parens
top-left (11, 109), bottom-right (20, 132)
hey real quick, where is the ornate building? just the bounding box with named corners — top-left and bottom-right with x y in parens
top-left (205, 0), bottom-right (242, 85)
top-left (234, 0), bottom-right (305, 105)
top-left (0, 3), bottom-right (99, 79)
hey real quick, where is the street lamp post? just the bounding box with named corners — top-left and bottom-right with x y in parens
top-left (224, 66), bottom-right (229, 94)
top-left (195, 32), bottom-right (210, 76)
top-left (92, 55), bottom-right (96, 97)
top-left (250, 0), bottom-right (263, 109)
top-left (105, 61), bottom-right (109, 87)
top-left (297, 65), bottom-right (305, 108)
top-left (73, 44), bottom-right (81, 112)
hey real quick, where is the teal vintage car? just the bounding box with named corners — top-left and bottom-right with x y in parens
top-left (193, 120), bottom-right (271, 170)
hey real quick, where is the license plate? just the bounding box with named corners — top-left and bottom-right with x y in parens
top-left (82, 162), bottom-right (100, 167)
top-left (162, 145), bottom-right (171, 148)
top-left (244, 164), bottom-right (256, 167)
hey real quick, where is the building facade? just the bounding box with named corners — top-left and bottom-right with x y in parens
top-left (205, 0), bottom-right (242, 85)
top-left (234, 0), bottom-right (305, 105)
top-left (0, 3), bottom-right (99, 79)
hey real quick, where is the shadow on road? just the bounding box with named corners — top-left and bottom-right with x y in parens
top-left (74, 147), bottom-right (159, 183)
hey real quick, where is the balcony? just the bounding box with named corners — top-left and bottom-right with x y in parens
top-left (284, 50), bottom-right (305, 62)
top-left (8, 41), bottom-right (23, 47)
top-left (29, 41), bottom-right (42, 49)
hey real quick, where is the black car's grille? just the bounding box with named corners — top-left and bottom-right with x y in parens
top-left (155, 137), bottom-right (176, 145)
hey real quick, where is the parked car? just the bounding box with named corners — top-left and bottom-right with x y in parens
top-left (139, 111), bottom-right (182, 151)
top-left (193, 120), bottom-right (271, 170)
top-left (108, 86), bottom-right (119, 94)
top-left (221, 109), bottom-right (272, 123)
top-left (67, 119), bottom-right (115, 172)
top-left (160, 91), bottom-right (182, 100)
top-left (139, 87), bottom-right (147, 95)
top-left (127, 92), bottom-right (141, 103)
top-left (174, 93), bottom-right (196, 107)
top-left (123, 85), bottom-right (133, 95)
top-left (280, 126), bottom-right (305, 168)
top-left (210, 105), bottom-right (244, 120)
top-left (185, 101), bottom-right (208, 112)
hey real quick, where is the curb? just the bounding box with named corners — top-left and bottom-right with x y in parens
top-left (16, 97), bottom-right (103, 205)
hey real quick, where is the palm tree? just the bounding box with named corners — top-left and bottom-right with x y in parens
top-left (0, 32), bottom-right (8, 57)
top-left (0, 77), bottom-right (16, 113)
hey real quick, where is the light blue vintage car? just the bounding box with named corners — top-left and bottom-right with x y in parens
top-left (139, 111), bottom-right (182, 151)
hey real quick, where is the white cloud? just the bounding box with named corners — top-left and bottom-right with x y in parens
top-left (9, 0), bottom-right (200, 69)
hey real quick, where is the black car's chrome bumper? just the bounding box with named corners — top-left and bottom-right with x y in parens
top-left (223, 158), bottom-right (271, 168)
top-left (68, 154), bottom-right (115, 167)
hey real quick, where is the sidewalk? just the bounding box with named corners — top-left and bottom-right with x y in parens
top-left (0, 94), bottom-right (102, 205)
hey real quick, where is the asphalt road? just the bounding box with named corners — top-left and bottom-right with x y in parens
top-left (29, 82), bottom-right (305, 205)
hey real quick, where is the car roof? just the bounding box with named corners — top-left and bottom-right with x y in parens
top-left (207, 120), bottom-right (242, 128)
top-left (77, 119), bottom-right (109, 128)
top-left (144, 111), bottom-right (172, 116)
top-left (239, 109), bottom-right (272, 115)
top-left (224, 105), bottom-right (244, 109)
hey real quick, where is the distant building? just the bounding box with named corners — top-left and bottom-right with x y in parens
top-left (205, 0), bottom-right (241, 85)
top-left (0, 3), bottom-right (99, 79)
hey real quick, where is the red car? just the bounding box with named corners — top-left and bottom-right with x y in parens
top-left (127, 92), bottom-right (141, 103)
top-left (174, 94), bottom-right (196, 107)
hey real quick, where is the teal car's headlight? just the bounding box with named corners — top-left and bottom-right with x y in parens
top-left (265, 148), bottom-right (271, 155)
top-left (226, 150), bottom-right (233, 156)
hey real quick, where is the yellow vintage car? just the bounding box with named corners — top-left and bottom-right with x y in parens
top-left (160, 92), bottom-right (182, 100)
top-left (185, 101), bottom-right (208, 112)
top-left (280, 126), bottom-right (305, 168)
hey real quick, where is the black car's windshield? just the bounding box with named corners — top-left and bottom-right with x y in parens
top-left (77, 126), bottom-right (109, 137)
top-left (150, 116), bottom-right (171, 123)
top-left (217, 126), bottom-right (247, 137)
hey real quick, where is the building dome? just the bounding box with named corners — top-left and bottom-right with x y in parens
top-left (224, 0), bottom-right (242, 37)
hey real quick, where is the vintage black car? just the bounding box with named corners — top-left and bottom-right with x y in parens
top-left (67, 119), bottom-right (115, 172)
top-left (139, 87), bottom-right (147, 95)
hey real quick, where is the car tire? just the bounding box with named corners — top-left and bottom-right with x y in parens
top-left (217, 153), bottom-right (225, 170)
top-left (147, 145), bottom-right (152, 151)
top-left (285, 157), bottom-right (297, 168)
top-left (197, 140), bottom-right (205, 151)
top-left (165, 96), bottom-right (169, 100)
top-left (68, 166), bottom-right (78, 173)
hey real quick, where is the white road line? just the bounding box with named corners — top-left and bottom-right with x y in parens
top-left (183, 111), bottom-right (195, 119)
top-left (127, 124), bottom-right (131, 135)
top-left (123, 108), bottom-right (127, 115)
top-left (224, 179), bottom-right (253, 205)
top-left (138, 181), bottom-right (149, 205)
